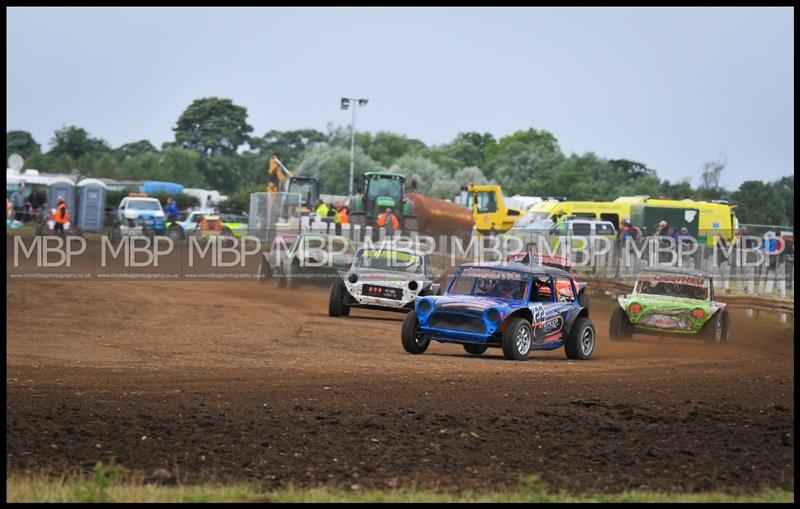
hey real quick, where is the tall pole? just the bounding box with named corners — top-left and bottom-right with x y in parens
top-left (349, 103), bottom-right (357, 196)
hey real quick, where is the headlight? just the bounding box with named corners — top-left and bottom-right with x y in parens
top-left (485, 308), bottom-right (502, 324)
top-left (417, 298), bottom-right (433, 315)
top-left (408, 281), bottom-right (418, 291)
top-left (628, 303), bottom-right (642, 314)
top-left (348, 273), bottom-right (358, 283)
top-left (691, 308), bottom-right (705, 319)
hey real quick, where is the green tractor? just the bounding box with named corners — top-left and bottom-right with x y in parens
top-left (349, 172), bottom-right (417, 233)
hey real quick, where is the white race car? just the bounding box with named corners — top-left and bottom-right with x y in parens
top-left (329, 246), bottom-right (441, 316)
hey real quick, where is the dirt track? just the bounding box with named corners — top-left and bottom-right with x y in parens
top-left (6, 279), bottom-right (795, 494)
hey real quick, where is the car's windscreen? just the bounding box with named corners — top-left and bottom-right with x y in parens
top-left (356, 249), bottom-right (423, 273)
top-left (447, 268), bottom-right (528, 300)
top-left (636, 274), bottom-right (709, 300)
top-left (128, 200), bottom-right (161, 211)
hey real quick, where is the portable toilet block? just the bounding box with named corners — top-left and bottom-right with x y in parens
top-left (46, 176), bottom-right (76, 217)
top-left (76, 178), bottom-right (108, 231)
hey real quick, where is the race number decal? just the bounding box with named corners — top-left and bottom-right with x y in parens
top-left (530, 304), bottom-right (545, 324)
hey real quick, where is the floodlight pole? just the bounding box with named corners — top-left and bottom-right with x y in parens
top-left (349, 103), bottom-right (357, 196)
top-left (342, 97), bottom-right (367, 196)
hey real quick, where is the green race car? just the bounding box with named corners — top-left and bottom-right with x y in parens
top-left (610, 268), bottom-right (731, 344)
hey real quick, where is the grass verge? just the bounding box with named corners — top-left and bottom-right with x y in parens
top-left (6, 463), bottom-right (793, 503)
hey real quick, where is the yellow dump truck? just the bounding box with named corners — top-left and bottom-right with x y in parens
top-left (460, 184), bottom-right (524, 235)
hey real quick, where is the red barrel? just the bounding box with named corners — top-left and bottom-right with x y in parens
top-left (405, 192), bottom-right (474, 235)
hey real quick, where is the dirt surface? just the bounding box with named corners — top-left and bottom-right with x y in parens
top-left (6, 279), bottom-right (795, 494)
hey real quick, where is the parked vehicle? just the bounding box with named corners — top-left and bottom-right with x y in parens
top-left (165, 208), bottom-right (216, 240)
top-left (401, 262), bottom-right (595, 361)
top-left (111, 194), bottom-right (166, 239)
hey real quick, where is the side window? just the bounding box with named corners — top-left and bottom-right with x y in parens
top-left (600, 213), bottom-right (619, 230)
top-left (596, 223), bottom-right (615, 236)
top-left (555, 277), bottom-right (575, 302)
top-left (572, 222), bottom-right (591, 236)
top-left (552, 222), bottom-right (568, 236)
top-left (532, 275), bottom-right (554, 302)
top-left (476, 191), bottom-right (497, 213)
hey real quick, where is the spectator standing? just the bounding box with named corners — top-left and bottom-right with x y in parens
top-left (27, 187), bottom-right (46, 221)
top-left (11, 184), bottom-right (27, 222)
top-left (376, 207), bottom-right (399, 237)
top-left (163, 197), bottom-right (180, 222)
top-left (52, 195), bottom-right (70, 237)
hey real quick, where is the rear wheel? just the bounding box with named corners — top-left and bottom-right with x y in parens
top-left (401, 215), bottom-right (418, 234)
top-left (349, 212), bottom-right (366, 229)
top-left (565, 317), bottom-right (596, 360)
top-left (609, 307), bottom-right (633, 341)
top-left (328, 280), bottom-right (351, 317)
top-left (463, 343), bottom-right (488, 356)
top-left (501, 318), bottom-right (533, 360)
top-left (166, 224), bottom-right (184, 241)
top-left (401, 310), bottom-right (429, 354)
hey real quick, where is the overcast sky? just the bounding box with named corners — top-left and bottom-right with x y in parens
top-left (6, 7), bottom-right (794, 189)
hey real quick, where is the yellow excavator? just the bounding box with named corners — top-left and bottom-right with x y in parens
top-left (266, 155), bottom-right (320, 214)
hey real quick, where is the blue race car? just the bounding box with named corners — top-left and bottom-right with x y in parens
top-left (401, 262), bottom-right (596, 361)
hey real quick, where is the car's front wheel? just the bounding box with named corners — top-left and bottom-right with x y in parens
top-left (501, 318), bottom-right (533, 360)
top-left (401, 310), bottom-right (429, 354)
top-left (609, 306), bottom-right (633, 341)
top-left (704, 310), bottom-right (730, 344)
top-left (463, 343), bottom-right (488, 356)
top-left (565, 317), bottom-right (596, 360)
top-left (328, 280), bottom-right (350, 317)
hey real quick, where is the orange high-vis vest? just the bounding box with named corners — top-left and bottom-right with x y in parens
top-left (54, 203), bottom-right (70, 224)
top-left (338, 208), bottom-right (349, 224)
top-left (376, 213), bottom-right (399, 230)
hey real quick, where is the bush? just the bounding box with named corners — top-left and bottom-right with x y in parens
top-left (218, 183), bottom-right (262, 214)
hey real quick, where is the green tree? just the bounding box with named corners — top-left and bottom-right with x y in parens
top-left (484, 128), bottom-right (560, 172)
top-left (48, 125), bottom-right (111, 160)
top-left (388, 155), bottom-right (444, 195)
top-left (359, 131), bottom-right (428, 168)
top-left (6, 130), bottom-right (41, 160)
top-left (251, 129), bottom-right (325, 168)
top-left (295, 145), bottom-right (383, 195)
top-left (485, 142), bottom-right (565, 195)
top-left (771, 176), bottom-right (794, 226)
top-left (608, 159), bottom-right (654, 180)
top-left (173, 97), bottom-right (254, 157)
top-left (731, 180), bottom-right (782, 224)
top-left (430, 166), bottom-right (489, 199)
top-left (114, 140), bottom-right (157, 161)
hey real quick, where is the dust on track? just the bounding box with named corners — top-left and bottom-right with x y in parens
top-left (6, 280), bottom-right (795, 494)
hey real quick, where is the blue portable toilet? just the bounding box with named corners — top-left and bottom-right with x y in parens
top-left (76, 178), bottom-right (108, 232)
top-left (46, 176), bottom-right (76, 217)
top-left (142, 181), bottom-right (184, 195)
